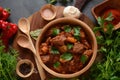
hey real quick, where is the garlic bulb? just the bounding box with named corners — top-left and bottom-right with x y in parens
top-left (63, 6), bottom-right (81, 18)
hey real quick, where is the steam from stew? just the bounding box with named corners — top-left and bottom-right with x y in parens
top-left (39, 24), bottom-right (93, 74)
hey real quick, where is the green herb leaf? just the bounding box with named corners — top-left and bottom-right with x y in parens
top-left (105, 12), bottom-right (114, 21)
top-left (53, 61), bottom-right (60, 68)
top-left (30, 29), bottom-right (42, 40)
top-left (64, 25), bottom-right (72, 32)
top-left (80, 54), bottom-right (87, 64)
top-left (50, 47), bottom-right (60, 54)
top-left (73, 27), bottom-right (80, 40)
top-left (67, 43), bottom-right (73, 50)
top-left (52, 28), bottom-right (60, 36)
top-left (0, 41), bottom-right (18, 80)
top-left (60, 52), bottom-right (73, 61)
top-left (97, 17), bottom-right (104, 26)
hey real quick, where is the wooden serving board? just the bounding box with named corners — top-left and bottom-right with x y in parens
top-left (13, 6), bottom-right (94, 80)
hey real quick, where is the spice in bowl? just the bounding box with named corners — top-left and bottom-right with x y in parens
top-left (40, 4), bottom-right (56, 21)
top-left (19, 63), bottom-right (32, 75)
top-left (16, 59), bottom-right (34, 78)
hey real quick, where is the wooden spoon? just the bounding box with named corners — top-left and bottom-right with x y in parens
top-left (18, 18), bottom-right (46, 80)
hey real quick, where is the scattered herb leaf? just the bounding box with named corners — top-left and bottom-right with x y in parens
top-left (52, 28), bottom-right (60, 36)
top-left (30, 29), bottom-right (42, 40)
top-left (67, 43), bottom-right (73, 50)
top-left (80, 54), bottom-right (87, 64)
top-left (64, 25), bottom-right (72, 32)
top-left (53, 61), bottom-right (60, 68)
top-left (60, 52), bottom-right (73, 61)
top-left (50, 47), bottom-right (60, 54)
top-left (73, 27), bottom-right (80, 40)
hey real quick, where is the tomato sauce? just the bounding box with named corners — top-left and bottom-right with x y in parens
top-left (102, 8), bottom-right (120, 25)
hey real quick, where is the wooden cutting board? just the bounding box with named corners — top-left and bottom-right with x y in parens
top-left (13, 6), bottom-right (94, 80)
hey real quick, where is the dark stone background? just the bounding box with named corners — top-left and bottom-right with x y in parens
top-left (0, 0), bottom-right (103, 24)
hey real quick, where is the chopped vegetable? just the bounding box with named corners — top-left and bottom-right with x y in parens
top-left (66, 36), bottom-right (77, 43)
top-left (30, 29), bottom-right (42, 40)
top-left (60, 52), bottom-right (73, 61)
top-left (52, 28), bottom-right (60, 36)
top-left (50, 46), bottom-right (60, 54)
top-left (53, 61), bottom-right (60, 68)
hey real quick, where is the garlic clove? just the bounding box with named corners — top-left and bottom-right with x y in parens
top-left (63, 6), bottom-right (82, 18)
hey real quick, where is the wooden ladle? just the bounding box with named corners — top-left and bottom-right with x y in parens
top-left (18, 18), bottom-right (46, 80)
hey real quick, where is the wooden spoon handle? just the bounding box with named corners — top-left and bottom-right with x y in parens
top-left (28, 35), bottom-right (46, 80)
top-left (74, 0), bottom-right (91, 10)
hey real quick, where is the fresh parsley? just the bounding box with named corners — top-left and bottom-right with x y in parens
top-left (0, 41), bottom-right (19, 80)
top-left (52, 28), bottom-right (60, 36)
top-left (50, 46), bottom-right (60, 54)
top-left (67, 43), bottom-right (73, 50)
top-left (64, 25), bottom-right (72, 32)
top-left (60, 52), bottom-right (73, 61)
top-left (53, 61), bottom-right (60, 68)
top-left (73, 27), bottom-right (80, 40)
top-left (83, 13), bottom-right (120, 79)
top-left (80, 54), bottom-right (87, 64)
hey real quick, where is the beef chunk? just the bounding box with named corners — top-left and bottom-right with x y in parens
top-left (72, 42), bottom-right (85, 54)
top-left (83, 49), bottom-right (93, 57)
top-left (81, 39), bottom-right (91, 49)
top-left (80, 30), bottom-right (86, 39)
top-left (41, 55), bottom-right (50, 63)
top-left (58, 45), bottom-right (67, 53)
top-left (50, 35), bottom-right (66, 46)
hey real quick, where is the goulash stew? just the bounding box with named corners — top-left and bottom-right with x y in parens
top-left (39, 24), bottom-right (93, 74)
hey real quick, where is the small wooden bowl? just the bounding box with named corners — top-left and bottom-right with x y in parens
top-left (16, 59), bottom-right (34, 78)
top-left (91, 0), bottom-right (120, 30)
top-left (36, 17), bottom-right (97, 78)
top-left (40, 4), bottom-right (57, 21)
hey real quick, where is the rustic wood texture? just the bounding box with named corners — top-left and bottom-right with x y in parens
top-left (13, 6), bottom-right (94, 80)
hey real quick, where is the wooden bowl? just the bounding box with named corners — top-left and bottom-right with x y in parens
top-left (91, 0), bottom-right (120, 29)
top-left (40, 4), bottom-right (57, 21)
top-left (16, 59), bottom-right (34, 78)
top-left (36, 17), bottom-right (97, 78)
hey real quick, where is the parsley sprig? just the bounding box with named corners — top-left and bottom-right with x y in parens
top-left (82, 13), bottom-right (120, 79)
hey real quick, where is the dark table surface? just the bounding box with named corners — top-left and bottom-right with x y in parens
top-left (0, 0), bottom-right (103, 24)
